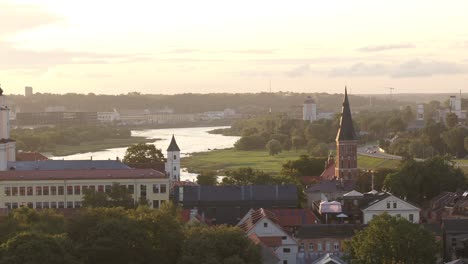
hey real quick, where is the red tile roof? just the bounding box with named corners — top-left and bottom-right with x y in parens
top-left (320, 159), bottom-right (335, 180)
top-left (258, 236), bottom-right (283, 247)
top-left (16, 152), bottom-right (49, 161)
top-left (0, 169), bottom-right (166, 181)
top-left (269, 208), bottom-right (319, 226)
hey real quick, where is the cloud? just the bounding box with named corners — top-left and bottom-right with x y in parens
top-left (0, 3), bottom-right (62, 38)
top-left (224, 49), bottom-right (276, 54)
top-left (329, 59), bottom-right (468, 78)
top-left (165, 49), bottom-right (200, 54)
top-left (391, 59), bottom-right (466, 78)
top-left (285, 64), bottom-right (311, 78)
top-left (0, 41), bottom-right (154, 70)
top-left (357, 44), bottom-right (415, 52)
top-left (329, 63), bottom-right (389, 77)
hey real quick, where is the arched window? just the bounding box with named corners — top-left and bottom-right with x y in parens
top-left (174, 155), bottom-right (177, 160)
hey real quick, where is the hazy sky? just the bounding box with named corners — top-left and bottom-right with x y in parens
top-left (1, 0), bottom-right (468, 95)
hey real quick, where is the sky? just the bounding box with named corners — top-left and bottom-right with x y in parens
top-left (1, 0), bottom-right (468, 95)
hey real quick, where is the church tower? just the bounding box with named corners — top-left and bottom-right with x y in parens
top-left (165, 135), bottom-right (180, 182)
top-left (0, 86), bottom-right (16, 171)
top-left (335, 87), bottom-right (358, 180)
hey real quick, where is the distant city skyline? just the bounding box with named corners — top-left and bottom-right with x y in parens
top-left (1, 0), bottom-right (468, 95)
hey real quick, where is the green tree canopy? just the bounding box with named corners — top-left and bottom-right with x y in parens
top-left (265, 139), bottom-right (282, 156)
top-left (82, 183), bottom-right (134, 208)
top-left (123, 143), bottom-right (165, 168)
top-left (196, 171), bottom-right (218, 186)
top-left (344, 213), bottom-right (438, 264)
top-left (178, 225), bottom-right (261, 264)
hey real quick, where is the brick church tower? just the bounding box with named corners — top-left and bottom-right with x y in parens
top-left (335, 87), bottom-right (358, 180)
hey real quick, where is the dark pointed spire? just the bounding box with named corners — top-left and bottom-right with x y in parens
top-left (336, 86), bottom-right (357, 141)
top-left (167, 134), bottom-right (180, 151)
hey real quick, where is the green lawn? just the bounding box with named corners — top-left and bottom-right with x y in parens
top-left (182, 148), bottom-right (404, 174)
top-left (50, 137), bottom-right (155, 156)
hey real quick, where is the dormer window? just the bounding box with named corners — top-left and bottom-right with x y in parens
top-left (263, 222), bottom-right (268, 228)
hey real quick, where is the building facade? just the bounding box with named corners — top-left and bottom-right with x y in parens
top-left (362, 194), bottom-right (420, 224)
top-left (335, 88), bottom-right (358, 180)
top-left (303, 96), bottom-right (317, 122)
top-left (0, 169), bottom-right (170, 210)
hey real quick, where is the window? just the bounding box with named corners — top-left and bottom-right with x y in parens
top-left (153, 184), bottom-right (160, 194)
top-left (98, 185), bottom-right (104, 193)
top-left (67, 201), bottom-right (73, 208)
top-left (43, 186), bottom-right (49, 195)
top-left (263, 222), bottom-right (268, 228)
top-left (283, 261), bottom-right (288, 264)
top-left (35, 186), bottom-right (41, 196)
top-left (317, 243), bottom-right (323, 251)
top-left (5, 203), bottom-right (11, 209)
top-left (12, 203), bottom-right (18, 209)
top-left (43, 202), bottom-right (49, 208)
top-left (387, 202), bottom-right (391, 209)
top-left (393, 202), bottom-right (397, 208)
top-left (74, 186), bottom-right (81, 195)
top-left (19, 187), bottom-right (25, 196)
top-left (27, 202), bottom-right (33, 208)
top-left (283, 248), bottom-right (291, 253)
top-left (299, 243), bottom-right (304, 251)
top-left (326, 242), bottom-right (331, 252)
top-left (75, 201), bottom-right (81, 208)
top-left (58, 186), bottom-right (64, 195)
top-left (160, 184), bottom-right (167, 194)
top-left (27, 186), bottom-right (33, 196)
top-left (140, 185), bottom-right (147, 198)
top-left (67, 186), bottom-right (73, 195)
top-left (127, 185), bottom-right (134, 193)
top-left (51, 202), bottom-right (57, 208)
top-left (50, 186), bottom-right (56, 195)
top-left (82, 186), bottom-right (88, 193)
top-left (409, 214), bottom-right (414, 222)
top-left (5, 187), bottom-right (10, 196)
top-left (309, 243), bottom-right (314, 251)
top-left (58, 202), bottom-right (64, 208)
top-left (334, 242), bottom-right (339, 251)
top-left (153, 200), bottom-right (159, 209)
top-left (89, 185), bottom-right (95, 191)
top-left (174, 155), bottom-right (177, 160)
top-left (174, 166), bottom-right (177, 171)
top-left (281, 236), bottom-right (287, 240)
top-left (12, 187), bottom-right (18, 196)
top-left (35, 202), bottom-right (42, 209)
top-left (105, 185), bottom-right (111, 193)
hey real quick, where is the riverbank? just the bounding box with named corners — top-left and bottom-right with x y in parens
top-left (48, 137), bottom-right (155, 157)
top-left (182, 148), bottom-right (404, 174)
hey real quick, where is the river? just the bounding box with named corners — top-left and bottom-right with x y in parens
top-left (51, 126), bottom-right (240, 181)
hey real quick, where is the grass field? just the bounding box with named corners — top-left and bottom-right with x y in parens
top-left (51, 137), bottom-right (154, 156)
top-left (182, 148), bottom-right (404, 174)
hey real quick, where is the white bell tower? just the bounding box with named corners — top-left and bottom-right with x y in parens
top-left (0, 85), bottom-right (16, 171)
top-left (165, 135), bottom-right (180, 182)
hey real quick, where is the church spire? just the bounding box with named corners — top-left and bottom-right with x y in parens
top-left (167, 134), bottom-right (180, 151)
top-left (336, 86), bottom-right (356, 141)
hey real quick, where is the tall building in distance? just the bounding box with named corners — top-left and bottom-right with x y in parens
top-left (303, 96), bottom-right (317, 121)
top-left (335, 87), bottom-right (358, 180)
top-left (25, 86), bottom-right (33, 97)
top-left (165, 135), bottom-right (181, 182)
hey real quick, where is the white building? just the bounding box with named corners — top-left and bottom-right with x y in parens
top-left (97, 109), bottom-right (120, 123)
top-left (303, 96), bottom-right (317, 122)
top-left (0, 169), bottom-right (169, 210)
top-left (165, 135), bottom-right (181, 182)
top-left (417, 104), bottom-right (424, 121)
top-left (362, 193), bottom-right (420, 224)
top-left (238, 209), bottom-right (298, 264)
top-left (0, 90), bottom-right (16, 171)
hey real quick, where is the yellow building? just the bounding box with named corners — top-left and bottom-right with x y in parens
top-left (0, 169), bottom-right (169, 210)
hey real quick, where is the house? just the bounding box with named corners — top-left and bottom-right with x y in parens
top-left (442, 219), bottom-right (468, 261)
top-left (238, 208), bottom-right (298, 264)
top-left (173, 184), bottom-right (298, 225)
top-left (311, 253), bottom-right (346, 264)
top-left (362, 193), bottom-right (421, 224)
top-left (248, 233), bottom-right (281, 264)
top-left (295, 224), bottom-right (359, 263)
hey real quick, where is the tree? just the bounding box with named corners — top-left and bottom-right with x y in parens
top-left (281, 155), bottom-right (326, 177)
top-left (355, 168), bottom-right (396, 193)
top-left (265, 139), bottom-right (282, 156)
top-left (196, 171), bottom-right (218, 186)
top-left (234, 135), bottom-right (267, 150)
top-left (0, 232), bottom-right (79, 264)
top-left (344, 213), bottom-right (437, 264)
top-left (291, 136), bottom-right (305, 151)
top-left (442, 126), bottom-right (468, 158)
top-left (384, 156), bottom-right (466, 204)
top-left (445, 112), bottom-right (458, 128)
top-left (178, 225), bottom-right (261, 264)
top-left (309, 143), bottom-right (329, 157)
top-left (386, 116), bottom-right (406, 133)
top-left (82, 183), bottom-right (134, 208)
top-left (123, 143), bottom-right (165, 169)
top-left (464, 136), bottom-right (468, 152)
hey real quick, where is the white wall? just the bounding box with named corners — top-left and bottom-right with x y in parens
top-left (363, 196), bottom-right (420, 224)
